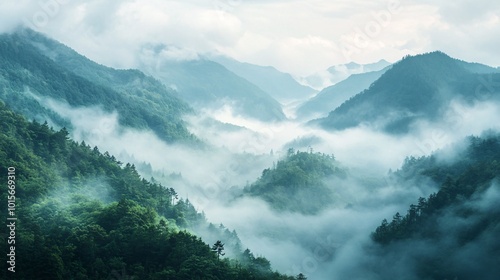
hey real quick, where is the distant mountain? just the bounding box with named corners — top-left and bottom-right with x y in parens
top-left (139, 47), bottom-right (287, 122)
top-left (0, 29), bottom-right (197, 144)
top-left (313, 52), bottom-right (500, 133)
top-left (296, 66), bottom-right (390, 120)
top-left (209, 55), bottom-right (317, 104)
top-left (300, 59), bottom-right (391, 90)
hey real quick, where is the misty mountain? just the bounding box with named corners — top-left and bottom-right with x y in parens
top-left (140, 49), bottom-right (287, 122)
top-left (301, 59), bottom-right (391, 90)
top-left (314, 51), bottom-right (500, 134)
top-left (370, 132), bottom-right (500, 279)
top-left (0, 101), bottom-right (295, 280)
top-left (209, 55), bottom-right (317, 104)
top-left (0, 29), bottom-right (197, 144)
top-left (243, 149), bottom-right (347, 214)
top-left (296, 66), bottom-right (390, 120)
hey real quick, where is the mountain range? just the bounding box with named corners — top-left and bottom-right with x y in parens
top-left (300, 59), bottom-right (391, 90)
top-left (296, 66), bottom-right (390, 120)
top-left (313, 51), bottom-right (500, 133)
top-left (1, 28), bottom-right (197, 144)
top-left (138, 46), bottom-right (287, 122)
top-left (209, 55), bottom-right (317, 104)
top-left (2, 27), bottom-right (500, 280)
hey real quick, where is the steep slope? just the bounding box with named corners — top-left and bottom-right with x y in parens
top-left (0, 101), bottom-right (293, 280)
top-left (2, 28), bottom-right (197, 144)
top-left (371, 133), bottom-right (500, 279)
top-left (314, 52), bottom-right (500, 133)
top-left (140, 47), bottom-right (287, 122)
top-left (296, 66), bottom-right (390, 120)
top-left (210, 55), bottom-right (316, 103)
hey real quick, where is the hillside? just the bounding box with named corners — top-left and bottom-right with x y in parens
top-left (0, 101), bottom-right (294, 280)
top-left (314, 52), bottom-right (500, 133)
top-left (371, 133), bottom-right (500, 279)
top-left (210, 55), bottom-right (317, 104)
top-left (244, 150), bottom-right (347, 214)
top-left (140, 47), bottom-right (287, 122)
top-left (296, 67), bottom-right (390, 120)
top-left (0, 29), bottom-right (197, 144)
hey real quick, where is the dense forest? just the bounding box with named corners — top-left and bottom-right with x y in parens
top-left (245, 149), bottom-right (347, 214)
top-left (0, 101), bottom-right (298, 279)
top-left (371, 133), bottom-right (500, 279)
top-left (0, 30), bottom-right (197, 144)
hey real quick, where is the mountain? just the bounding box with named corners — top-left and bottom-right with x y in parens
top-left (209, 55), bottom-right (317, 104)
top-left (243, 149), bottom-right (347, 214)
top-left (0, 100), bottom-right (294, 280)
top-left (296, 66), bottom-right (390, 120)
top-left (314, 52), bottom-right (500, 133)
top-left (0, 29), bottom-right (197, 144)
top-left (301, 59), bottom-right (391, 90)
top-left (139, 47), bottom-right (287, 122)
top-left (371, 132), bottom-right (500, 279)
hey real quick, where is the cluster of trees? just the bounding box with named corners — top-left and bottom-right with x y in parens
top-left (0, 102), bottom-right (297, 279)
top-left (245, 149), bottom-right (346, 214)
top-left (372, 135), bottom-right (500, 243)
top-left (371, 133), bottom-right (500, 278)
top-left (373, 134), bottom-right (500, 243)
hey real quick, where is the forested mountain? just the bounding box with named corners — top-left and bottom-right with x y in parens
top-left (0, 101), bottom-right (295, 280)
top-left (314, 52), bottom-right (500, 133)
top-left (209, 55), bottom-right (316, 104)
top-left (371, 132), bottom-right (500, 279)
top-left (296, 67), bottom-right (390, 120)
top-left (140, 47), bottom-right (287, 122)
top-left (244, 150), bottom-right (347, 214)
top-left (0, 29), bottom-right (197, 144)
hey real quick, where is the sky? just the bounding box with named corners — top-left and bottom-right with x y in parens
top-left (1, 0), bottom-right (499, 76)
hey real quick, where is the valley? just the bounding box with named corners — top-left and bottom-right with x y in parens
top-left (1, 25), bottom-right (500, 280)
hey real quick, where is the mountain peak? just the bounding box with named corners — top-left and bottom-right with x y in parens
top-left (314, 51), bottom-right (499, 133)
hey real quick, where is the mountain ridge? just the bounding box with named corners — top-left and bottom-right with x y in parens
top-left (313, 51), bottom-right (500, 133)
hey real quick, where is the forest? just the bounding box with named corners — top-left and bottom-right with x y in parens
top-left (371, 133), bottom-right (500, 279)
top-left (0, 101), bottom-right (298, 279)
top-left (245, 149), bottom-right (346, 214)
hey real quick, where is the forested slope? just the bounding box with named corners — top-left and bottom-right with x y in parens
top-left (371, 133), bottom-right (500, 279)
top-left (0, 101), bottom-right (293, 280)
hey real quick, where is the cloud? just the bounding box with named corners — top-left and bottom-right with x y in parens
top-left (28, 80), bottom-right (500, 279)
top-left (2, 0), bottom-right (498, 77)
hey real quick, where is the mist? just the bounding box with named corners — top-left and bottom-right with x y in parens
top-left (31, 90), bottom-right (500, 279)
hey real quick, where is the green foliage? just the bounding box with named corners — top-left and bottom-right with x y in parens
top-left (371, 133), bottom-right (500, 279)
top-left (0, 103), bottom-right (289, 279)
top-left (245, 149), bottom-right (346, 214)
top-left (373, 134), bottom-right (500, 243)
top-left (0, 30), bottom-right (198, 144)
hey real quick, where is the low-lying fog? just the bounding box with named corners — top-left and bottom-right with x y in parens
top-left (37, 93), bottom-right (500, 279)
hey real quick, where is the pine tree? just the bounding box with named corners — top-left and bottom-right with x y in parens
top-left (212, 240), bottom-right (225, 260)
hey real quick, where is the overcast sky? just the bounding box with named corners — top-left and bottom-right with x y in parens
top-left (1, 0), bottom-right (499, 76)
